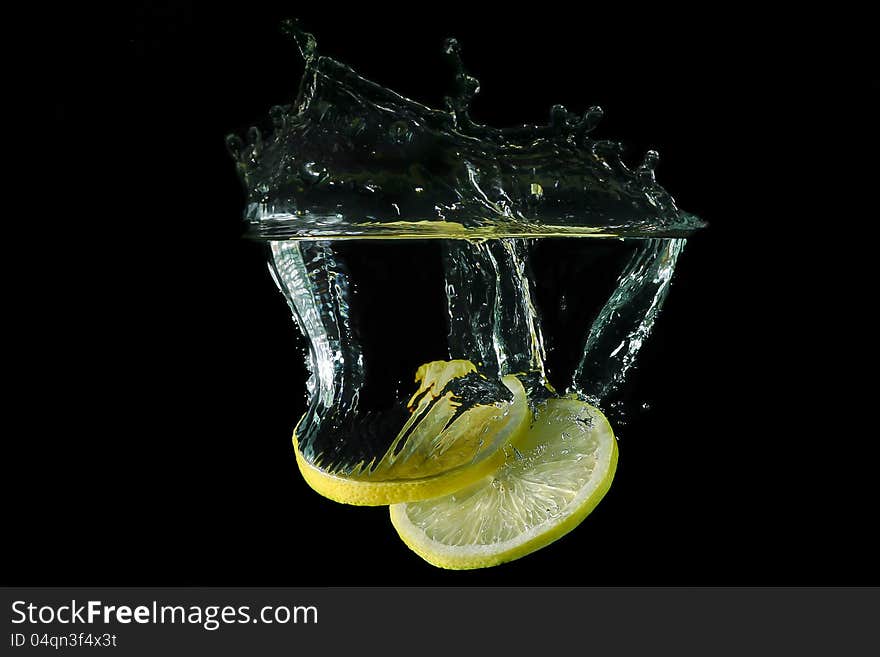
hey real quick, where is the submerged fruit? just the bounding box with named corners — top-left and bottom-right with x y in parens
top-left (294, 360), bottom-right (529, 506)
top-left (390, 397), bottom-right (617, 569)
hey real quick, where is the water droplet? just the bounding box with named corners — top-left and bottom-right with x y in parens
top-left (549, 104), bottom-right (573, 130)
top-left (301, 161), bottom-right (326, 183)
top-left (637, 150), bottom-right (659, 184)
top-left (579, 105), bottom-right (604, 136)
top-left (641, 149), bottom-right (659, 171)
top-left (442, 36), bottom-right (461, 57)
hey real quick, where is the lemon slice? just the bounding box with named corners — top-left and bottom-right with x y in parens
top-left (294, 360), bottom-right (529, 506)
top-left (389, 397), bottom-right (617, 569)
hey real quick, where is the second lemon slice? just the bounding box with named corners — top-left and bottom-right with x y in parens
top-left (390, 397), bottom-right (617, 569)
top-left (294, 360), bottom-right (529, 506)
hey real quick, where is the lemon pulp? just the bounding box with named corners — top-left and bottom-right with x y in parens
top-left (294, 360), bottom-right (529, 506)
top-left (389, 397), bottom-right (617, 569)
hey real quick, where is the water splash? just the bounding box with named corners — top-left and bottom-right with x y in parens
top-left (571, 238), bottom-right (686, 402)
top-left (228, 21), bottom-right (705, 240)
top-left (239, 22), bottom-right (703, 482)
top-left (443, 240), bottom-right (546, 381)
top-left (269, 240), bottom-right (526, 477)
top-left (268, 240), bottom-right (366, 467)
top-left (444, 237), bottom-right (685, 406)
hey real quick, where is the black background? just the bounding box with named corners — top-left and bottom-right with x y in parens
top-left (10, 3), bottom-right (876, 585)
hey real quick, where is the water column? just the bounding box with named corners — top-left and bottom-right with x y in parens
top-left (268, 240), bottom-right (365, 470)
top-left (446, 237), bottom-right (686, 406)
top-left (443, 239), bottom-right (547, 386)
top-left (571, 238), bottom-right (686, 402)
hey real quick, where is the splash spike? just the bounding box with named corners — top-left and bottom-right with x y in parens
top-left (281, 18), bottom-right (317, 63)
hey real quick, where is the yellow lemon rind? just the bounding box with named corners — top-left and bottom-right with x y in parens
top-left (292, 375), bottom-right (528, 506)
top-left (389, 401), bottom-right (618, 569)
